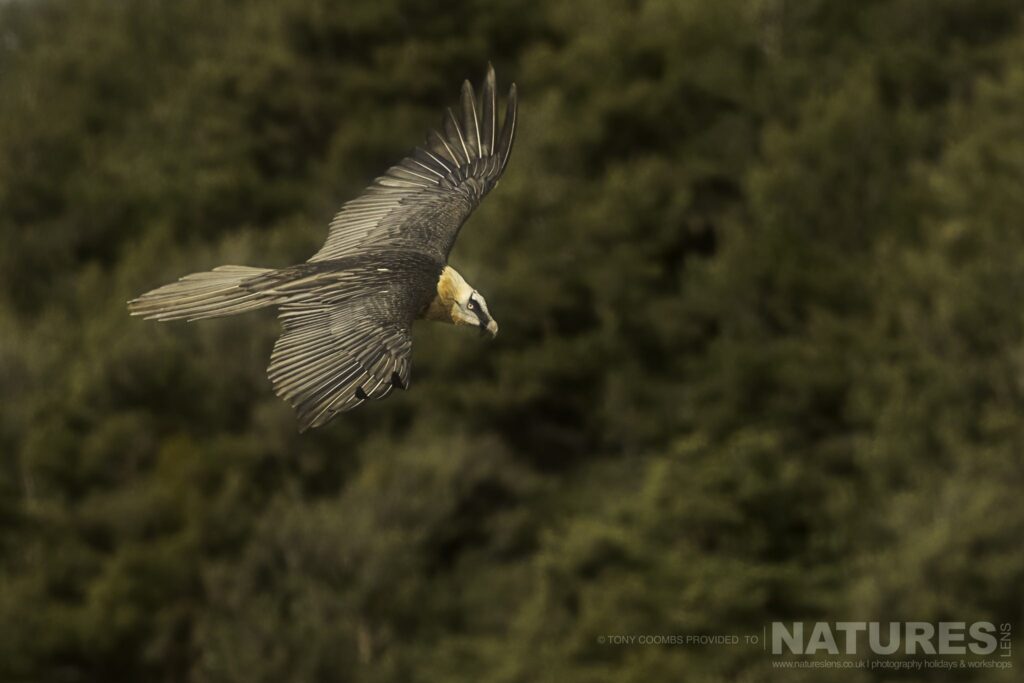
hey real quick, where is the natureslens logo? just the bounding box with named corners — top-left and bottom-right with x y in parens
top-left (595, 621), bottom-right (1013, 672)
top-left (770, 622), bottom-right (1010, 657)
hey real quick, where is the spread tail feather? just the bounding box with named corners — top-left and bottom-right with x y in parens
top-left (128, 265), bottom-right (276, 321)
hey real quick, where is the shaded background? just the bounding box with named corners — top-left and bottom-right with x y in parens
top-left (2, 0), bottom-right (1023, 680)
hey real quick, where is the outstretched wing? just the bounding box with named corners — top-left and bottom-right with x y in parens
top-left (309, 64), bottom-right (518, 264)
top-left (268, 301), bottom-right (410, 431)
top-left (264, 255), bottom-right (440, 431)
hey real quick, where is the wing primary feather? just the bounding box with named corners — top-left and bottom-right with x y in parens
top-left (429, 128), bottom-right (461, 167)
top-left (386, 167), bottom-right (435, 184)
top-left (413, 147), bottom-right (453, 175)
top-left (445, 108), bottom-right (471, 164)
top-left (482, 63), bottom-right (496, 155)
top-left (294, 360), bottom-right (364, 414)
top-left (418, 148), bottom-right (454, 176)
top-left (306, 374), bottom-right (364, 428)
top-left (497, 83), bottom-right (518, 172)
top-left (405, 157), bottom-right (445, 180)
top-left (461, 80), bottom-right (482, 160)
top-left (399, 167), bottom-right (437, 184)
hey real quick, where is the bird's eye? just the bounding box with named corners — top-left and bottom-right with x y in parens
top-left (468, 299), bottom-right (478, 310)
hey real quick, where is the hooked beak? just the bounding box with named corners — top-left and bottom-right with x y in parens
top-left (482, 319), bottom-right (499, 338)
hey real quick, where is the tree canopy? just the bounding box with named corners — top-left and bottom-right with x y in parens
top-left (2, 0), bottom-right (1023, 681)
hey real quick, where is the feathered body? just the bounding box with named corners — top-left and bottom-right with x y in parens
top-left (129, 65), bottom-right (517, 430)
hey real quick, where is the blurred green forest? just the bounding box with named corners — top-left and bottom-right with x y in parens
top-left (2, 0), bottom-right (1024, 681)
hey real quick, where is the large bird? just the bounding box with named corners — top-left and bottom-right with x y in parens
top-left (129, 65), bottom-right (517, 430)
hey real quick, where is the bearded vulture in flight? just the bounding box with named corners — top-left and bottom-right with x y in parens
top-left (129, 65), bottom-right (517, 430)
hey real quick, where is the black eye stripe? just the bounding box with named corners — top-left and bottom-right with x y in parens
top-left (468, 296), bottom-right (488, 326)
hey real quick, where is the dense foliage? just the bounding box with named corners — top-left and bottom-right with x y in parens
top-left (2, 0), bottom-right (1023, 680)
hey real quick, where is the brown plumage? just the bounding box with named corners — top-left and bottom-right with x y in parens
top-left (128, 65), bottom-right (517, 430)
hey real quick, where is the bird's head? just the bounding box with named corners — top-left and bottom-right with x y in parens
top-left (453, 289), bottom-right (498, 338)
top-left (426, 266), bottom-right (499, 338)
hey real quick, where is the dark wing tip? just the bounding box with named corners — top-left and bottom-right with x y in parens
top-left (443, 107), bottom-right (470, 165)
top-left (481, 64), bottom-right (498, 155)
top-left (495, 82), bottom-right (518, 171)
top-left (460, 79), bottom-right (481, 159)
top-left (410, 65), bottom-right (517, 187)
